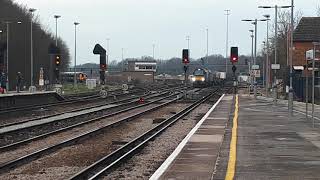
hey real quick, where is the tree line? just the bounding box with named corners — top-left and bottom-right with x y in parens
top-left (0, 0), bottom-right (70, 89)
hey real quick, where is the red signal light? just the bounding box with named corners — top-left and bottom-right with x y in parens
top-left (230, 47), bottom-right (238, 63)
top-left (100, 63), bottom-right (107, 70)
top-left (182, 49), bottom-right (189, 64)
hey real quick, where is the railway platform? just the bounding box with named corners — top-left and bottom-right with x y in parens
top-left (0, 91), bottom-right (63, 109)
top-left (151, 93), bottom-right (320, 180)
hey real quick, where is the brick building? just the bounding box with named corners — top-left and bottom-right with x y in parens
top-left (106, 60), bottom-right (157, 84)
top-left (293, 17), bottom-right (320, 70)
top-left (292, 17), bottom-right (320, 102)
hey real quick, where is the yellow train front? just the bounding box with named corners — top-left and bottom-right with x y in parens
top-left (191, 68), bottom-right (213, 88)
top-left (60, 72), bottom-right (88, 83)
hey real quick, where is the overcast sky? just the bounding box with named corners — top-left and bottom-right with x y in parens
top-left (13, 0), bottom-right (320, 65)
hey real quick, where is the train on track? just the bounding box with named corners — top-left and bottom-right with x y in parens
top-left (61, 72), bottom-right (88, 83)
top-left (191, 68), bottom-right (226, 88)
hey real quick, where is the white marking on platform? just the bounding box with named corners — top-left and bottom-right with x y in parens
top-left (206, 117), bottom-right (227, 120)
top-left (189, 135), bottom-right (223, 143)
top-left (201, 125), bottom-right (225, 129)
top-left (149, 94), bottom-right (226, 180)
top-left (244, 108), bottom-right (273, 112)
top-left (223, 96), bottom-right (233, 100)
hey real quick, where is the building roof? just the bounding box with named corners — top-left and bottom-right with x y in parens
top-left (293, 17), bottom-right (320, 42)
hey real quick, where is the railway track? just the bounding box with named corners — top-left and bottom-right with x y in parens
top-left (0, 85), bottom-right (184, 128)
top-left (0, 88), bottom-right (190, 175)
top-left (0, 87), bottom-right (187, 147)
top-left (0, 89), bottom-right (151, 129)
top-left (0, 84), bottom-right (184, 127)
top-left (0, 85), bottom-right (228, 179)
top-left (0, 87), bottom-right (142, 116)
top-left (68, 88), bottom-right (221, 179)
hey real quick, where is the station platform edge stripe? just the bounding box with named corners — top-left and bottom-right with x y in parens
top-left (225, 94), bottom-right (239, 180)
top-left (149, 94), bottom-right (226, 180)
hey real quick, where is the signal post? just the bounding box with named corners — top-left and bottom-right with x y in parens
top-left (182, 49), bottom-right (190, 87)
top-left (230, 47), bottom-right (238, 94)
top-left (48, 43), bottom-right (62, 93)
top-left (93, 44), bottom-right (108, 98)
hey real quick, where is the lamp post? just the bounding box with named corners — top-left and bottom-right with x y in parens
top-left (106, 38), bottom-right (110, 69)
top-left (122, 48), bottom-right (124, 71)
top-left (225, 10), bottom-right (231, 75)
top-left (54, 15), bottom-right (61, 46)
top-left (311, 42), bottom-right (320, 128)
top-left (258, 5), bottom-right (291, 106)
top-left (152, 44), bottom-right (155, 59)
top-left (29, 8), bottom-right (36, 92)
top-left (242, 19), bottom-right (268, 99)
top-left (289, 0), bottom-right (295, 116)
top-left (249, 30), bottom-right (254, 95)
top-left (5, 22), bottom-right (10, 91)
top-left (262, 41), bottom-right (266, 88)
top-left (186, 35), bottom-right (190, 50)
top-left (73, 22), bottom-right (79, 88)
top-left (206, 28), bottom-right (209, 60)
top-left (1, 21), bottom-right (22, 91)
top-left (263, 15), bottom-right (271, 95)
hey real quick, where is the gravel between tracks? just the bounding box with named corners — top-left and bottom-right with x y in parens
top-left (0, 102), bottom-right (191, 180)
top-left (102, 103), bottom-right (212, 179)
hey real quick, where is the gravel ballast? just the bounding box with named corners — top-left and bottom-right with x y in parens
top-left (102, 103), bottom-right (212, 179)
top-left (0, 102), bottom-right (191, 180)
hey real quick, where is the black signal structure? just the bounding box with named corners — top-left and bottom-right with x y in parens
top-left (230, 47), bottom-right (239, 63)
top-left (93, 44), bottom-right (107, 85)
top-left (182, 49), bottom-right (189, 64)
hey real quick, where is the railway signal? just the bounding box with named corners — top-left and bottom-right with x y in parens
top-left (230, 47), bottom-right (238, 63)
top-left (182, 49), bottom-right (189, 64)
top-left (55, 54), bottom-right (61, 66)
top-left (93, 44), bottom-right (107, 85)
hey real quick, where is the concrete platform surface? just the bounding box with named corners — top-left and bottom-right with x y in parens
top-left (150, 94), bottom-right (233, 180)
top-left (0, 91), bottom-right (56, 97)
top-left (214, 95), bottom-right (320, 180)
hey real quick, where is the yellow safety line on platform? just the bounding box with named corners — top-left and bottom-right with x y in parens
top-left (225, 94), bottom-right (239, 180)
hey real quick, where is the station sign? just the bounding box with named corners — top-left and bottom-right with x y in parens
top-left (122, 84), bottom-right (129, 91)
top-left (250, 70), bottom-right (261, 78)
top-left (271, 64), bottom-right (280, 70)
top-left (251, 65), bottom-right (259, 70)
top-left (306, 49), bottom-right (320, 61)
